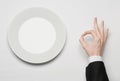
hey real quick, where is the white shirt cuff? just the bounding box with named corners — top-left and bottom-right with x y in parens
top-left (88, 56), bottom-right (102, 63)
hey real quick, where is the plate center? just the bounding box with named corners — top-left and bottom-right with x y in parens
top-left (18, 17), bottom-right (56, 54)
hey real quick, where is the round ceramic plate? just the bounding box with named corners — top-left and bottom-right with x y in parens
top-left (8, 7), bottom-right (66, 64)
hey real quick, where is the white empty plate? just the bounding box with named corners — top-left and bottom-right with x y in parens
top-left (8, 7), bottom-right (66, 64)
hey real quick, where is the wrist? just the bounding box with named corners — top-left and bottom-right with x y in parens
top-left (89, 54), bottom-right (101, 57)
top-left (88, 51), bottom-right (102, 56)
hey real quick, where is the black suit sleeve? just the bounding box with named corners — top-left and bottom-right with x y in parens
top-left (86, 61), bottom-right (109, 81)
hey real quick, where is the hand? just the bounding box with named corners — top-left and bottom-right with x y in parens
top-left (79, 17), bottom-right (109, 56)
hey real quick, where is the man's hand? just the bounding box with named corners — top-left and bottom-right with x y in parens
top-left (79, 17), bottom-right (109, 56)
